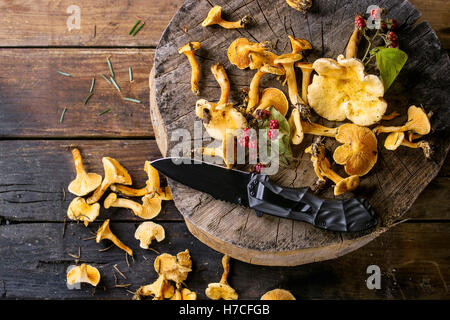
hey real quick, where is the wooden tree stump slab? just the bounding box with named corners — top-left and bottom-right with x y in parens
top-left (150, 0), bottom-right (450, 266)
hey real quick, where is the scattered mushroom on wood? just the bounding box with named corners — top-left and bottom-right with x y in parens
top-left (87, 157), bottom-right (132, 205)
top-left (104, 192), bottom-right (162, 220)
top-left (384, 131), bottom-right (434, 159)
top-left (333, 124), bottom-right (378, 176)
top-left (179, 42), bottom-right (202, 95)
top-left (134, 221), bottom-right (165, 249)
top-left (67, 264), bottom-right (101, 287)
top-left (96, 219), bottom-right (133, 256)
top-left (286, 0), bottom-right (312, 14)
top-left (227, 38), bottom-right (269, 70)
top-left (205, 255), bottom-right (238, 300)
top-left (133, 274), bottom-right (175, 300)
top-left (154, 250), bottom-right (193, 285)
top-left (68, 148), bottom-right (102, 197)
top-left (305, 142), bottom-right (360, 196)
top-left (260, 288), bottom-right (296, 300)
top-left (274, 53), bottom-right (312, 123)
top-left (254, 88), bottom-right (289, 117)
top-left (373, 105), bottom-right (431, 136)
top-left (202, 5), bottom-right (251, 29)
top-left (67, 197), bottom-right (100, 227)
top-left (308, 55), bottom-right (387, 126)
top-left (111, 161), bottom-right (172, 200)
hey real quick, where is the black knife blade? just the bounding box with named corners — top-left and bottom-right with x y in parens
top-left (151, 157), bottom-right (377, 233)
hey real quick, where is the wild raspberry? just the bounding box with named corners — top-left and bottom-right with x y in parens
top-left (248, 139), bottom-right (258, 150)
top-left (238, 136), bottom-right (248, 148)
top-left (267, 129), bottom-right (279, 140)
top-left (390, 19), bottom-right (398, 31)
top-left (354, 15), bottom-right (366, 29)
top-left (269, 119), bottom-right (279, 130)
top-left (381, 22), bottom-right (387, 30)
top-left (389, 40), bottom-right (399, 48)
top-left (241, 128), bottom-right (251, 138)
top-left (255, 163), bottom-right (266, 173)
top-left (388, 31), bottom-right (398, 42)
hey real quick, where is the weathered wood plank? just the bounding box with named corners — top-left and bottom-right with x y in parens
top-left (0, 222), bottom-right (448, 299)
top-left (0, 49), bottom-right (154, 138)
top-left (0, 140), bottom-right (447, 223)
top-left (0, 0), bottom-right (182, 47)
top-left (0, 140), bottom-right (182, 222)
top-left (0, 0), bottom-right (447, 49)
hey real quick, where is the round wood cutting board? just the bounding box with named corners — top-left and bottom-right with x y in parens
top-left (150, 0), bottom-right (450, 266)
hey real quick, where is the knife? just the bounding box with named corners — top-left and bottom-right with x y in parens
top-left (151, 157), bottom-right (377, 233)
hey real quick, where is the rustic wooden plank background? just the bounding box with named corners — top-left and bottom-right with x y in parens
top-left (0, 0), bottom-right (448, 299)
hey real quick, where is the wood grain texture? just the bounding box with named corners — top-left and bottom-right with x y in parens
top-left (0, 49), bottom-right (154, 138)
top-left (151, 0), bottom-right (450, 266)
top-left (0, 140), bottom-right (181, 222)
top-left (0, 0), bottom-right (447, 49)
top-left (0, 0), bottom-right (181, 47)
top-left (0, 221), bottom-right (448, 299)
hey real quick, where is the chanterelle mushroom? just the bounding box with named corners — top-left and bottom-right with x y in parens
top-left (260, 289), bottom-right (296, 300)
top-left (87, 157), bottom-right (132, 204)
top-left (211, 62), bottom-right (230, 105)
top-left (179, 42), bottom-right (202, 95)
top-left (202, 5), bottom-right (251, 29)
top-left (67, 264), bottom-right (100, 287)
top-left (196, 100), bottom-right (248, 141)
top-left (227, 38), bottom-right (269, 70)
top-left (171, 288), bottom-right (197, 300)
top-left (154, 250), bottom-right (192, 285)
top-left (308, 55), bottom-right (387, 126)
top-left (288, 108), bottom-right (338, 145)
top-left (305, 142), bottom-right (360, 196)
top-left (254, 88), bottom-right (289, 117)
top-left (288, 35), bottom-right (312, 54)
top-left (96, 219), bottom-right (133, 256)
top-left (133, 274), bottom-right (175, 300)
top-left (104, 192), bottom-right (162, 220)
top-left (373, 105), bottom-right (431, 136)
top-left (295, 61), bottom-right (314, 105)
top-left (333, 124), bottom-right (378, 176)
top-left (286, 0), bottom-right (312, 14)
top-left (274, 53), bottom-right (312, 123)
top-left (134, 221), bottom-right (165, 249)
top-left (205, 255), bottom-right (238, 300)
top-left (67, 197), bottom-right (100, 227)
top-left (68, 148), bottom-right (102, 197)
top-left (384, 131), bottom-right (433, 159)
top-left (111, 161), bottom-right (171, 199)
top-left (198, 132), bottom-right (236, 169)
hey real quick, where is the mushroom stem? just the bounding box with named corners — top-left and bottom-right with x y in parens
top-left (72, 148), bottom-right (85, 175)
top-left (211, 63), bottom-right (230, 105)
top-left (217, 19), bottom-right (249, 29)
top-left (109, 197), bottom-right (143, 216)
top-left (219, 255), bottom-right (231, 285)
top-left (382, 111), bottom-right (401, 121)
top-left (345, 28), bottom-right (362, 59)
top-left (96, 220), bottom-right (133, 256)
top-left (247, 69), bottom-right (266, 113)
top-left (303, 121), bottom-right (339, 137)
top-left (110, 184), bottom-right (149, 197)
top-left (401, 140), bottom-right (433, 159)
top-left (179, 42), bottom-right (202, 95)
top-left (185, 51), bottom-right (200, 95)
top-left (87, 179), bottom-right (111, 204)
top-left (300, 68), bottom-right (313, 105)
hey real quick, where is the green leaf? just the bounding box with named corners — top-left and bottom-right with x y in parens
top-left (257, 107), bottom-right (292, 166)
top-left (376, 47), bottom-right (408, 91)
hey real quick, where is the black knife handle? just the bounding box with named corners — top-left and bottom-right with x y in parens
top-left (247, 174), bottom-right (377, 233)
